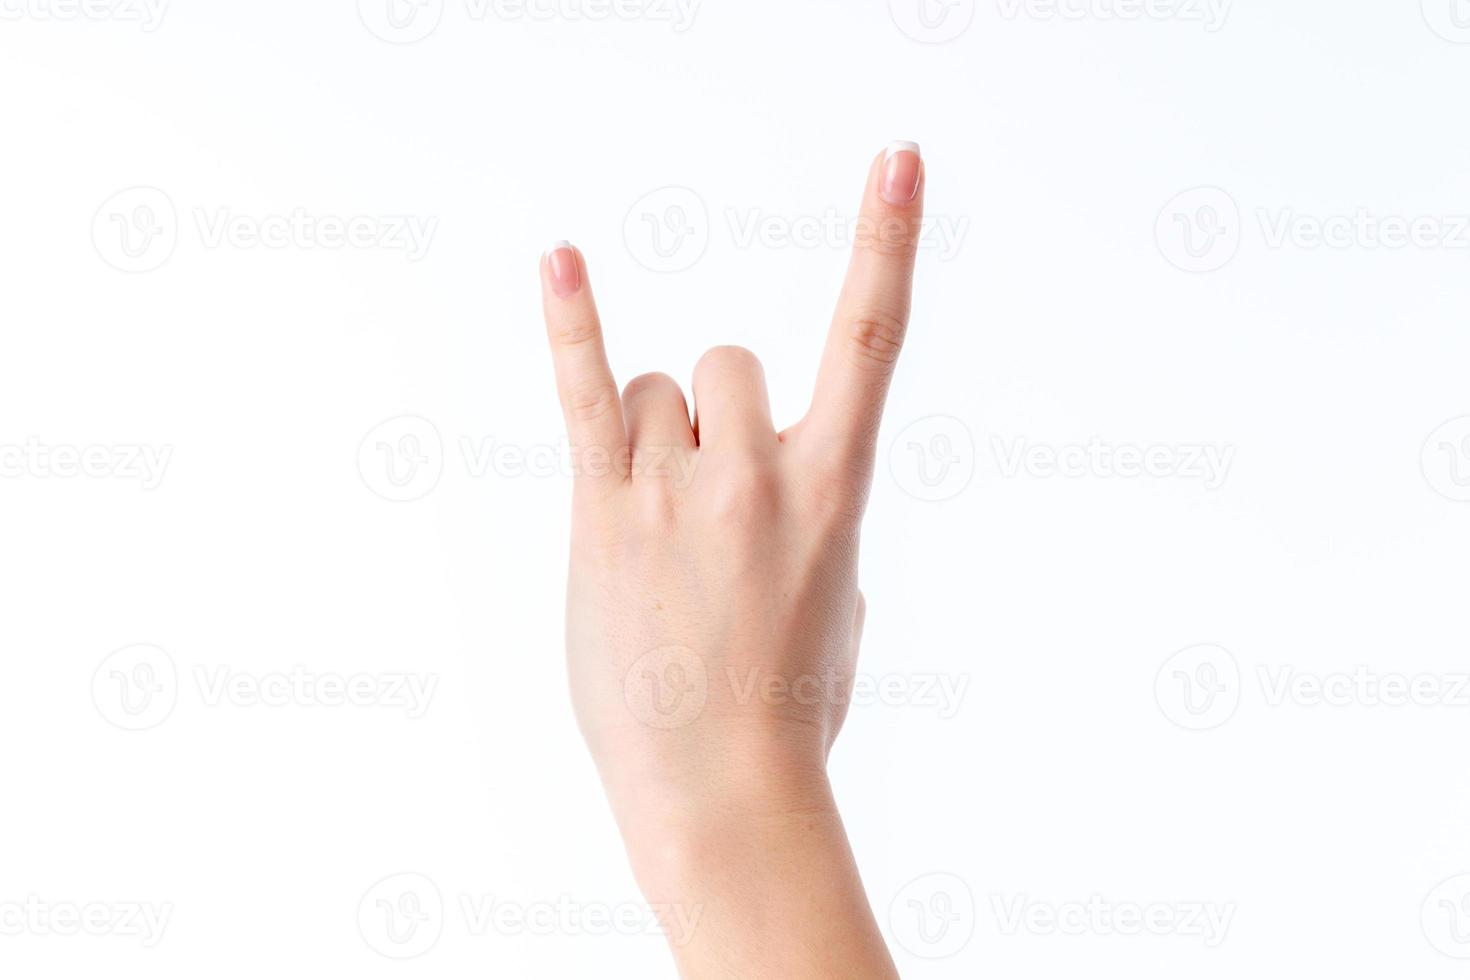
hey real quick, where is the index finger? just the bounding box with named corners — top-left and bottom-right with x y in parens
top-left (802, 142), bottom-right (925, 461)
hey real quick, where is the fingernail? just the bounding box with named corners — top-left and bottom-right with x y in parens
top-left (546, 240), bottom-right (580, 298)
top-left (880, 141), bottom-right (922, 206)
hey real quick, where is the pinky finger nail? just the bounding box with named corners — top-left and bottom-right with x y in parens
top-left (546, 240), bottom-right (581, 298)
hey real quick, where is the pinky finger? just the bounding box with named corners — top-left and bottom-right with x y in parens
top-left (540, 242), bottom-right (628, 492)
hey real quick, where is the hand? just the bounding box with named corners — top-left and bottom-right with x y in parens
top-left (539, 142), bottom-right (924, 979)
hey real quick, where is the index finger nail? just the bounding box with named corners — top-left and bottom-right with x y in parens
top-left (880, 141), bottom-right (922, 206)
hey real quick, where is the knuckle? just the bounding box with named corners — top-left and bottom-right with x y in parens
top-left (855, 216), bottom-right (918, 257)
top-left (845, 308), bottom-right (908, 367)
top-left (695, 344), bottom-right (763, 378)
top-left (565, 378), bottom-right (620, 424)
top-left (706, 463), bottom-right (780, 522)
top-left (551, 314), bottom-right (601, 349)
top-left (622, 371), bottom-right (679, 403)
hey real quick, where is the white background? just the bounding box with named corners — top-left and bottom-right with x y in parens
top-left (3, 0), bottom-right (1470, 976)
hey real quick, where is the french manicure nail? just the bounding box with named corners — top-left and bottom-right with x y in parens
top-left (880, 141), bottom-right (922, 206)
top-left (546, 240), bottom-right (580, 298)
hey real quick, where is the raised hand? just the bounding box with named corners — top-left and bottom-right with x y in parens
top-left (539, 142), bottom-right (924, 979)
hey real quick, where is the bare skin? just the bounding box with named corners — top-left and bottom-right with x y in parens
top-left (539, 143), bottom-right (925, 979)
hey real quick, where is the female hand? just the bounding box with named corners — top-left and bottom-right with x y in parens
top-left (539, 142), bottom-right (924, 979)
